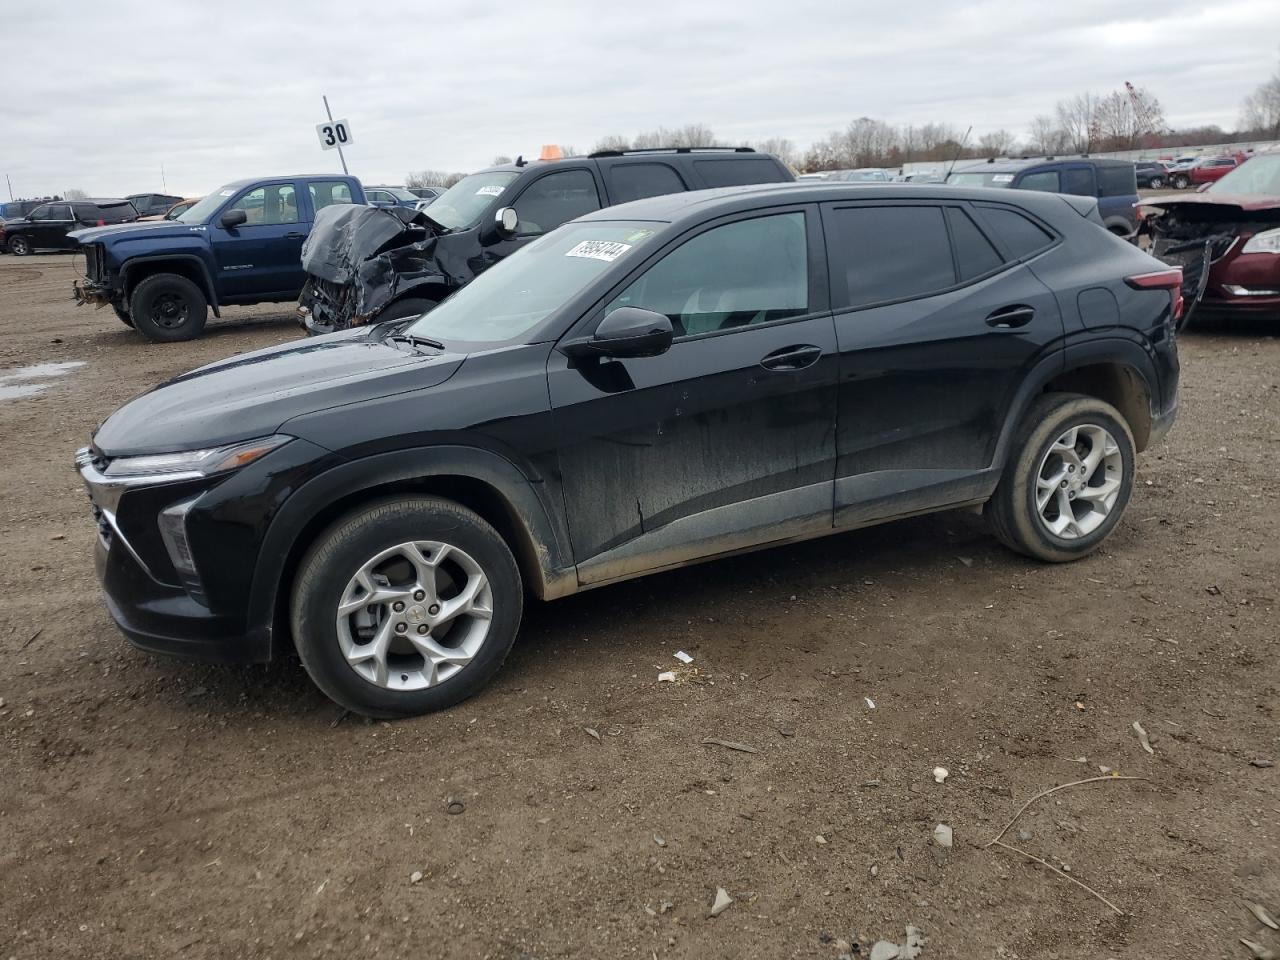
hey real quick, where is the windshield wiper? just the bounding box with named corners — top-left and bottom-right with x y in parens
top-left (388, 333), bottom-right (445, 352)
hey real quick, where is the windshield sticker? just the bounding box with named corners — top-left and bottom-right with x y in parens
top-left (565, 240), bottom-right (632, 262)
top-left (991, 174), bottom-right (1015, 183)
top-left (476, 185), bottom-right (504, 197)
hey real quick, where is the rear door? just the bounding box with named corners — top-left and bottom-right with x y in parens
top-left (210, 180), bottom-right (308, 298)
top-left (40, 203), bottom-right (76, 248)
top-left (821, 198), bottom-right (1065, 526)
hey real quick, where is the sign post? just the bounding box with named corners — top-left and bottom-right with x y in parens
top-left (317, 95), bottom-right (352, 175)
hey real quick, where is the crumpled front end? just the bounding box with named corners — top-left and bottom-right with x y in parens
top-left (298, 203), bottom-right (456, 334)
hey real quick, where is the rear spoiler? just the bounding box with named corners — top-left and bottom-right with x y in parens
top-left (1057, 194), bottom-right (1105, 226)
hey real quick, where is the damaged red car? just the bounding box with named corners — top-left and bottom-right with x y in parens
top-left (1142, 151), bottom-right (1280, 325)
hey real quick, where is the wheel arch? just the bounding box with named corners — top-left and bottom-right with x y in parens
top-left (248, 445), bottom-right (577, 658)
top-left (122, 255), bottom-right (221, 316)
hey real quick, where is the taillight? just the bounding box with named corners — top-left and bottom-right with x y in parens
top-left (1126, 268), bottom-right (1183, 324)
top-left (96, 219), bottom-right (105, 226)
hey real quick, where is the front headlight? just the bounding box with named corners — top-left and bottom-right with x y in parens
top-left (1241, 228), bottom-right (1280, 255)
top-left (103, 435), bottom-right (291, 481)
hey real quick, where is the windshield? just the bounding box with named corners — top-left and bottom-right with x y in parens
top-left (421, 172), bottom-right (518, 230)
top-left (947, 171), bottom-right (1015, 188)
top-left (1207, 155), bottom-right (1280, 196)
top-left (405, 220), bottom-right (660, 346)
top-left (176, 187), bottom-right (239, 224)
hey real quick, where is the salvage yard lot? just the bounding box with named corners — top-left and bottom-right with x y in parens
top-left (0, 253), bottom-right (1277, 958)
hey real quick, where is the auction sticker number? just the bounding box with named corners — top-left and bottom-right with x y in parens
top-left (316, 119), bottom-right (354, 151)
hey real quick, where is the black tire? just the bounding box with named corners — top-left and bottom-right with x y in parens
top-left (376, 296), bottom-right (436, 324)
top-left (291, 496), bottom-right (523, 718)
top-left (985, 393), bottom-right (1135, 563)
top-left (1149, 176), bottom-right (1165, 189)
top-left (8, 235), bottom-right (32, 256)
top-left (1172, 174), bottom-right (1190, 190)
top-left (111, 302), bottom-right (134, 328)
top-left (129, 273), bottom-right (207, 341)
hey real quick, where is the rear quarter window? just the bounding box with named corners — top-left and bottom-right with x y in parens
top-left (694, 158), bottom-right (788, 187)
top-left (1097, 165), bottom-right (1137, 197)
top-left (974, 205), bottom-right (1055, 259)
top-left (89, 203), bottom-right (138, 223)
top-left (606, 162), bottom-right (687, 203)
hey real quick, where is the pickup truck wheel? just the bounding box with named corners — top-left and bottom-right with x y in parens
top-left (291, 496), bottom-right (523, 719)
top-left (111, 303), bottom-right (134, 328)
top-left (130, 273), bottom-right (207, 342)
top-left (377, 296), bottom-right (436, 323)
top-left (8, 236), bottom-right (32, 256)
top-left (1171, 174), bottom-right (1190, 189)
top-left (985, 393), bottom-right (1135, 563)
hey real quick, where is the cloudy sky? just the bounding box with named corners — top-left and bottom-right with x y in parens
top-left (4, 0), bottom-right (1278, 198)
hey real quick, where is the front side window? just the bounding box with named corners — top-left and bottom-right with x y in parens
top-left (405, 221), bottom-right (659, 347)
top-left (1018, 170), bottom-right (1060, 193)
top-left (230, 184), bottom-right (298, 225)
top-left (606, 212), bottom-right (808, 337)
top-left (513, 170), bottom-right (601, 236)
top-left (309, 181), bottom-right (352, 213)
top-left (827, 205), bottom-right (954, 308)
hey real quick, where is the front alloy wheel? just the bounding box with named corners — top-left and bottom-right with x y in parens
top-left (292, 496), bottom-right (522, 718)
top-left (336, 540), bottom-right (493, 690)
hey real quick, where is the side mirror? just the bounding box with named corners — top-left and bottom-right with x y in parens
top-left (561, 307), bottom-right (674, 360)
top-left (219, 209), bottom-right (248, 229)
top-left (495, 207), bottom-right (518, 237)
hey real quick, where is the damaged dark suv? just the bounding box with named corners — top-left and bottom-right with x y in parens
top-left (80, 183), bottom-right (1179, 718)
top-left (297, 148), bottom-right (794, 333)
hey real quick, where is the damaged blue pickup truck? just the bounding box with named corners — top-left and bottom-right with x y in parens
top-left (73, 174), bottom-right (366, 341)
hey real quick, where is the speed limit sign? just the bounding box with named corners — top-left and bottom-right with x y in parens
top-left (316, 119), bottom-right (353, 150)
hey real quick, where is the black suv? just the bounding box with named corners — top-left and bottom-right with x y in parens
top-left (4, 199), bottom-right (137, 255)
top-left (298, 147), bottom-right (794, 332)
top-left (78, 183), bottom-right (1179, 718)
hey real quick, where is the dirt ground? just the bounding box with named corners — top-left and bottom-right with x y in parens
top-left (0, 252), bottom-right (1277, 960)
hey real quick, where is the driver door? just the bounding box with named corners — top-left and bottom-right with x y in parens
top-left (547, 205), bottom-right (838, 586)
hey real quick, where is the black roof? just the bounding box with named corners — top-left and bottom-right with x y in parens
top-left (476, 148), bottom-right (770, 177)
top-left (951, 156), bottom-right (1134, 174)
top-left (578, 182), bottom-right (1093, 226)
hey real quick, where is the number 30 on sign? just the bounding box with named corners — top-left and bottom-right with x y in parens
top-left (316, 120), bottom-right (353, 150)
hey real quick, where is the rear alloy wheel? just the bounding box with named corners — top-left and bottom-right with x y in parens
top-left (1149, 176), bottom-right (1165, 189)
top-left (1172, 174), bottom-right (1190, 190)
top-left (986, 393), bottom-right (1135, 562)
top-left (129, 273), bottom-right (208, 342)
top-left (8, 235), bottom-right (32, 256)
top-left (291, 497), bottom-right (522, 718)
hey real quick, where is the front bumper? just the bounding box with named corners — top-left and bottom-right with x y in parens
top-left (77, 449), bottom-right (272, 664)
top-left (72, 277), bottom-right (116, 307)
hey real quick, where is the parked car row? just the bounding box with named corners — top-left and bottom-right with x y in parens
top-left (1, 199), bottom-right (139, 256)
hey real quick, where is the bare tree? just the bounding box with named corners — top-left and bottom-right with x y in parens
top-left (558, 144), bottom-right (579, 157)
top-left (1093, 85), bottom-right (1165, 150)
top-left (977, 129), bottom-right (1018, 157)
top-left (491, 154), bottom-right (513, 165)
top-left (443, 172), bottom-right (467, 187)
top-left (63, 188), bottom-right (88, 200)
top-left (592, 134), bottom-right (631, 153)
top-left (1026, 115), bottom-right (1069, 154)
top-left (752, 137), bottom-right (798, 167)
top-left (1055, 92), bottom-right (1101, 153)
top-left (405, 170), bottom-right (452, 189)
top-left (1241, 63), bottom-right (1280, 136)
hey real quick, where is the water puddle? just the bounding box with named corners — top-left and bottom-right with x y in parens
top-left (0, 361), bottom-right (87, 401)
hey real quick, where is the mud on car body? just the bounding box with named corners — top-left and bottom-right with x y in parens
top-left (80, 182), bottom-right (1179, 718)
top-left (1141, 150), bottom-right (1280, 325)
top-left (296, 147), bottom-right (794, 333)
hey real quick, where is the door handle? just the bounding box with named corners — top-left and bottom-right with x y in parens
top-left (985, 305), bottom-right (1035, 329)
top-left (284, 231), bottom-right (306, 239)
top-left (759, 344), bottom-right (823, 371)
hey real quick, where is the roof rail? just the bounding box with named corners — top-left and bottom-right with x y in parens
top-left (587, 146), bottom-right (756, 159)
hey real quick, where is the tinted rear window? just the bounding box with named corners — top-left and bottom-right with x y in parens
top-left (1097, 165), bottom-right (1137, 197)
top-left (86, 202), bottom-right (137, 223)
top-left (946, 207), bottom-right (1003, 281)
top-left (607, 162), bottom-right (687, 203)
top-left (975, 205), bottom-right (1055, 259)
top-left (694, 157), bottom-right (787, 187)
top-left (827, 205), bottom-right (955, 308)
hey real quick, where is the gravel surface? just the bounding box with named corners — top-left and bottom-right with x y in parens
top-left (0, 253), bottom-right (1277, 959)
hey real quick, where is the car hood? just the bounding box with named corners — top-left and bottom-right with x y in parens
top-left (1140, 192), bottom-right (1280, 214)
top-left (68, 220), bottom-right (188, 244)
top-left (93, 327), bottom-right (467, 456)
